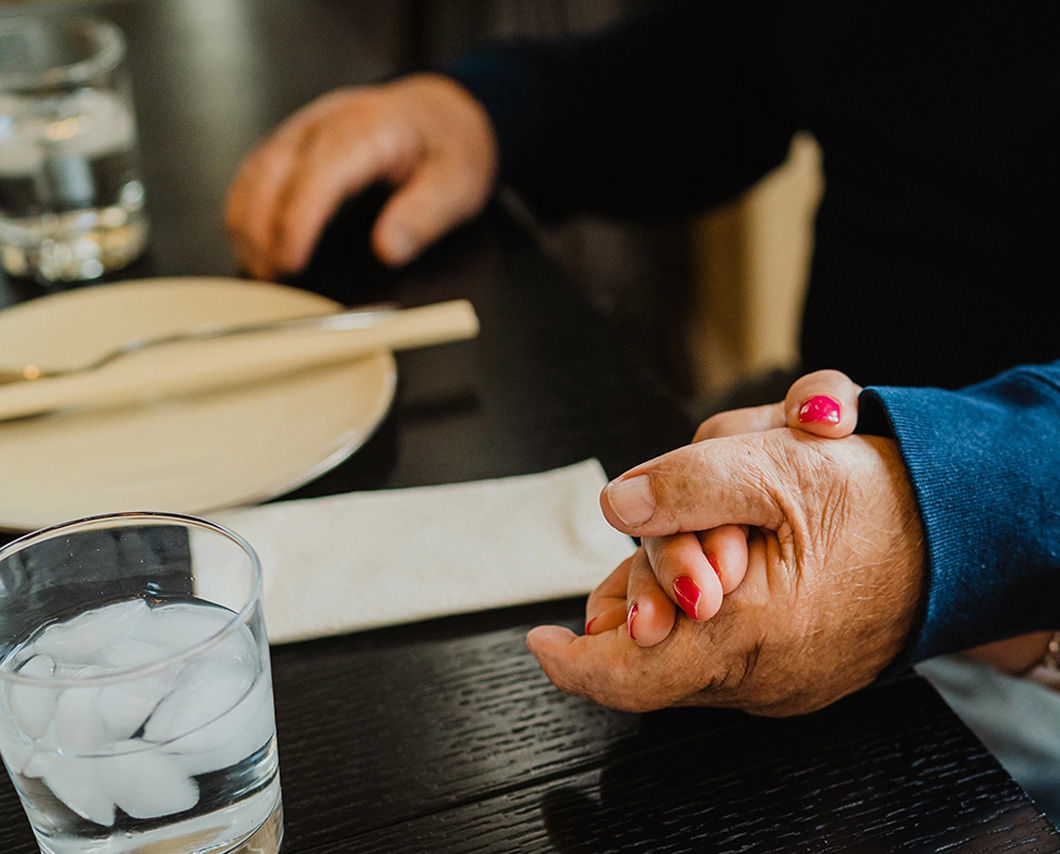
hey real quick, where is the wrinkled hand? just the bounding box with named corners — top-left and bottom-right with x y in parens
top-left (588, 370), bottom-right (863, 645)
top-left (528, 427), bottom-right (925, 716)
top-left (583, 366), bottom-right (1053, 682)
top-left (225, 73), bottom-right (498, 278)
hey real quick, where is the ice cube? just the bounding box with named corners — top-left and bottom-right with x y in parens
top-left (97, 669), bottom-right (175, 742)
top-left (8, 653), bottom-right (58, 739)
top-left (0, 727), bottom-right (35, 775)
top-left (97, 638), bottom-right (172, 670)
top-left (22, 749), bottom-right (48, 779)
top-left (206, 622), bottom-right (258, 670)
top-left (53, 685), bottom-right (105, 754)
top-left (168, 673), bottom-right (275, 776)
top-left (19, 654), bottom-right (56, 677)
top-left (131, 603), bottom-right (260, 677)
top-left (97, 740), bottom-right (199, 820)
top-left (35, 754), bottom-right (115, 827)
top-left (135, 602), bottom-right (235, 650)
top-left (144, 657), bottom-right (253, 746)
top-left (34, 600), bottom-right (149, 666)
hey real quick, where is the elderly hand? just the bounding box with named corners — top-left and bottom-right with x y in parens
top-left (591, 370), bottom-right (863, 645)
top-left (608, 368), bottom-right (1057, 678)
top-left (224, 73), bottom-right (498, 278)
top-left (527, 402), bottom-right (925, 716)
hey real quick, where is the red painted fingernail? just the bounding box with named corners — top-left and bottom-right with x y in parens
top-left (673, 576), bottom-right (701, 620)
top-left (798, 395), bottom-right (841, 424)
top-left (705, 552), bottom-right (721, 577)
top-left (626, 603), bottom-right (638, 640)
top-left (585, 617), bottom-right (596, 634)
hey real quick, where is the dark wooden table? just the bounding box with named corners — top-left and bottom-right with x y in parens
top-left (1, 1), bottom-right (1058, 851)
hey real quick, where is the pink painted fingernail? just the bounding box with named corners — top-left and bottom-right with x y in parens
top-left (673, 576), bottom-right (701, 620)
top-left (585, 617), bottom-right (596, 634)
top-left (626, 603), bottom-right (639, 640)
top-left (798, 395), bottom-right (841, 424)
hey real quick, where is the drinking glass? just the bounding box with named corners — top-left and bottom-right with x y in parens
top-left (0, 512), bottom-right (283, 854)
top-left (0, 16), bottom-right (148, 283)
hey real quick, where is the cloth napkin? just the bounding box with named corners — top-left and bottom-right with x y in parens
top-left (209, 459), bottom-right (635, 644)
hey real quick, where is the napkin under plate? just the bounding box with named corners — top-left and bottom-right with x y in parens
top-left (208, 459), bottom-right (635, 644)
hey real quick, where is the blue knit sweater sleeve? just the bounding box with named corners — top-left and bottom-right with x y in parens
top-left (860, 360), bottom-right (1060, 664)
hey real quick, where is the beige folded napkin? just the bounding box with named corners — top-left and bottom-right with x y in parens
top-left (208, 459), bottom-right (635, 644)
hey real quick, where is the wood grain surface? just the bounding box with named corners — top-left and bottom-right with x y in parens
top-left (267, 613), bottom-right (1058, 853)
top-left (0, 1), bottom-right (1056, 851)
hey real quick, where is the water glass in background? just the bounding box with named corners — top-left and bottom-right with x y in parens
top-left (0, 16), bottom-right (148, 283)
top-left (0, 513), bottom-right (283, 854)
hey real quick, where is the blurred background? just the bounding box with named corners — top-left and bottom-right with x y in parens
top-left (2, 0), bottom-right (822, 415)
top-left (390, 0), bottom-right (821, 414)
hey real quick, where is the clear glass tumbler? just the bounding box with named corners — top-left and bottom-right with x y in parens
top-left (0, 512), bottom-right (283, 854)
top-left (0, 16), bottom-right (149, 283)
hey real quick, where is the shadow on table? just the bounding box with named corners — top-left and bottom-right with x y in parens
top-left (536, 680), bottom-right (1055, 853)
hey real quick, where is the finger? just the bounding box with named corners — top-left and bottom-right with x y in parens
top-left (693, 401), bottom-right (785, 442)
top-left (624, 547), bottom-right (677, 646)
top-left (525, 625), bottom-right (684, 713)
top-left (530, 581), bottom-right (778, 713)
top-left (225, 141), bottom-right (303, 279)
top-left (642, 533), bottom-right (723, 622)
top-left (585, 603), bottom-right (627, 635)
top-left (697, 525), bottom-right (749, 595)
top-left (526, 626), bottom-right (619, 707)
top-left (370, 156), bottom-right (485, 266)
top-left (269, 120), bottom-right (412, 275)
top-left (600, 435), bottom-right (786, 537)
top-left (225, 90), bottom-right (373, 277)
top-left (784, 369), bottom-right (862, 438)
top-left (584, 556), bottom-right (633, 634)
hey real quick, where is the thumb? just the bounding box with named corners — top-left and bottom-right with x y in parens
top-left (600, 434), bottom-right (787, 537)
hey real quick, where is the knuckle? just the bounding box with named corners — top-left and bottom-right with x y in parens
top-left (299, 122), bottom-right (339, 163)
top-left (248, 145), bottom-right (292, 181)
top-left (302, 87), bottom-right (369, 126)
top-left (757, 431), bottom-right (829, 500)
top-left (369, 122), bottom-right (405, 164)
top-left (757, 432), bottom-right (852, 568)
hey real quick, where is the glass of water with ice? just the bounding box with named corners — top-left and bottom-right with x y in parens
top-left (0, 16), bottom-right (148, 283)
top-left (0, 512), bottom-right (282, 854)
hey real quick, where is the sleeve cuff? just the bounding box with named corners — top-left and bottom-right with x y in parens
top-left (859, 364), bottom-right (1060, 668)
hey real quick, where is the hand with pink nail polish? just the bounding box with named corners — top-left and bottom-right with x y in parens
top-left (530, 425), bottom-right (925, 716)
top-left (588, 370), bottom-right (864, 648)
top-left (579, 367), bottom-right (1054, 695)
top-left (224, 74), bottom-right (498, 279)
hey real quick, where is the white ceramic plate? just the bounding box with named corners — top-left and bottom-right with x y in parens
top-left (0, 277), bottom-right (397, 531)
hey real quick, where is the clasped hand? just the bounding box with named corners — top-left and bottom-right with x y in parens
top-left (527, 372), bottom-right (926, 716)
